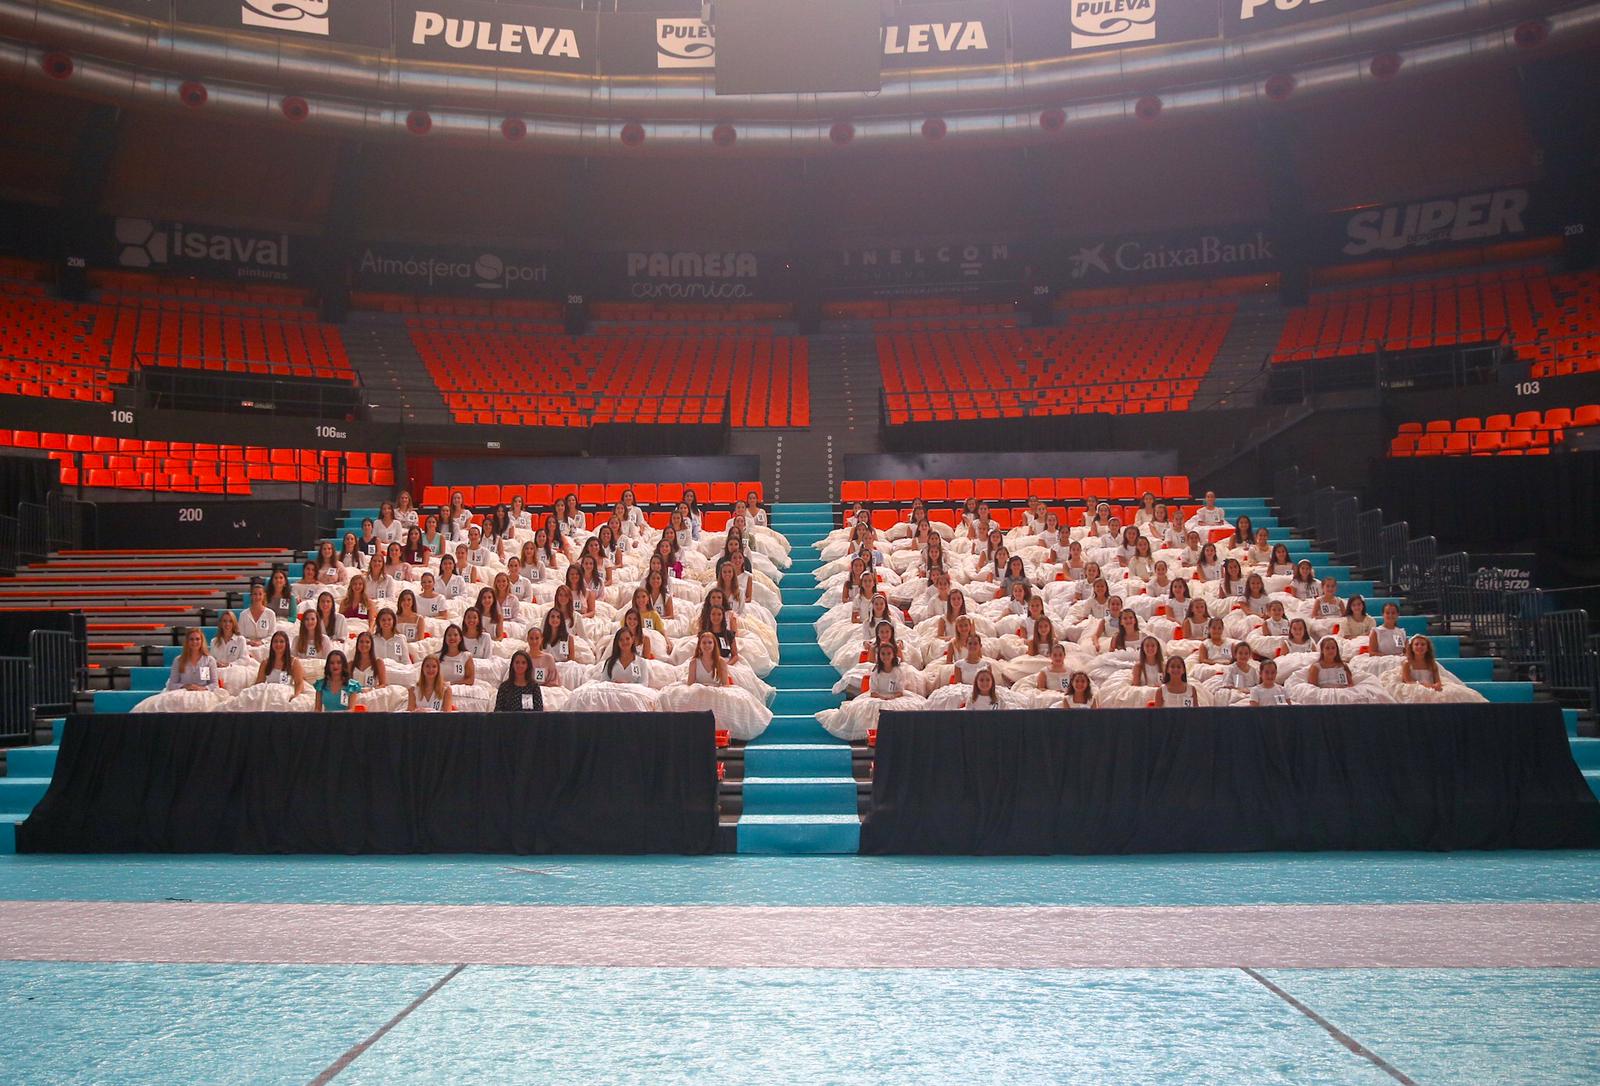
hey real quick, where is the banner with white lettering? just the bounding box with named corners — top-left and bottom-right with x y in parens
top-left (598, 12), bottom-right (715, 76)
top-left (880, 1), bottom-right (1004, 68)
top-left (1314, 186), bottom-right (1554, 263)
top-left (173, 0), bottom-right (391, 49)
top-left (822, 240), bottom-right (1038, 298)
top-left (353, 242), bottom-right (562, 298)
top-left (95, 0), bottom-right (173, 18)
top-left (1050, 224), bottom-right (1278, 283)
top-left (1011, 0), bottom-right (1218, 61)
top-left (104, 216), bottom-right (308, 283)
top-left (589, 250), bottom-right (787, 302)
top-left (1223, 0), bottom-right (1392, 37)
top-left (1469, 553), bottom-right (1536, 593)
top-left (393, 0), bottom-right (597, 73)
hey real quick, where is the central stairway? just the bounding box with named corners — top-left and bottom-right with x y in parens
top-left (736, 502), bottom-right (861, 854)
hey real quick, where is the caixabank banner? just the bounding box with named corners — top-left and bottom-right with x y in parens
top-left (353, 242), bottom-right (562, 298)
top-left (1314, 186), bottom-right (1555, 262)
top-left (105, 216), bottom-right (308, 283)
top-left (1050, 223), bottom-right (1278, 283)
top-left (392, 0), bottom-right (597, 73)
top-left (173, 0), bottom-right (392, 48)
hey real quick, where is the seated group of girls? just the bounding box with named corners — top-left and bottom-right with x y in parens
top-left (812, 491), bottom-right (1482, 739)
top-left (136, 487), bottom-right (788, 740)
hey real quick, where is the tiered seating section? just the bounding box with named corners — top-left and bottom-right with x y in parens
top-left (410, 320), bottom-right (809, 428)
top-left (0, 429), bottom-right (394, 493)
top-left (352, 292), bottom-right (561, 321)
top-left (1387, 404), bottom-right (1600, 457)
top-left (0, 275), bottom-right (352, 403)
top-left (420, 480), bottom-right (761, 530)
top-left (1272, 266), bottom-right (1599, 375)
top-left (878, 304), bottom-right (1231, 423)
top-left (840, 474), bottom-right (1192, 527)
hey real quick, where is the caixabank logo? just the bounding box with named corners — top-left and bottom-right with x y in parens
top-left (1070, 0), bottom-right (1157, 49)
top-left (240, 0), bottom-right (329, 36)
top-left (656, 18), bottom-right (714, 69)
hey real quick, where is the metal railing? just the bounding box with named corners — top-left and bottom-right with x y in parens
top-left (1355, 509), bottom-right (1385, 572)
top-left (0, 514), bottom-right (16, 577)
top-left (27, 630), bottom-right (81, 716)
top-left (45, 491), bottom-right (90, 551)
top-left (0, 656), bottom-right (29, 743)
top-left (16, 502), bottom-right (47, 565)
top-left (133, 353), bottom-right (366, 421)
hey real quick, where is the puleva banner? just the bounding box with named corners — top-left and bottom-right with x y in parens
top-left (173, 0), bottom-right (391, 49)
top-left (353, 242), bottom-right (561, 298)
top-left (1012, 0), bottom-right (1219, 62)
top-left (106, 216), bottom-right (307, 283)
top-left (1051, 224), bottom-right (1278, 283)
top-left (879, 1), bottom-right (1005, 69)
top-left (1314, 186), bottom-right (1553, 262)
top-left (1222, 0), bottom-right (1393, 37)
top-left (392, 0), bottom-right (597, 73)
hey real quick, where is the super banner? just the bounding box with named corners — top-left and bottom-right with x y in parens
top-left (1314, 186), bottom-right (1554, 262)
top-left (393, 0), bottom-right (597, 73)
top-left (173, 0), bottom-right (391, 49)
top-left (353, 242), bottom-right (561, 298)
top-left (1012, 0), bottom-right (1219, 61)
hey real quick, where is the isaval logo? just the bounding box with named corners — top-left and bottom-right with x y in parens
top-left (115, 217), bottom-right (168, 269)
top-left (656, 18), bottom-right (714, 69)
top-left (1070, 0), bottom-right (1156, 49)
top-left (241, 0), bottom-right (330, 37)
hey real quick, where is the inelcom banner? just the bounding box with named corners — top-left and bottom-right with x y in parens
top-left (1314, 186), bottom-right (1554, 262)
top-left (392, 0), bottom-right (597, 73)
top-left (173, 0), bottom-right (392, 49)
top-left (822, 240), bottom-right (1039, 298)
top-left (1050, 223), bottom-right (1279, 283)
top-left (353, 243), bottom-right (561, 299)
top-left (106, 216), bottom-right (307, 283)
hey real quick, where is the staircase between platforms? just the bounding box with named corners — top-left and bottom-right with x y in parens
top-left (735, 502), bottom-right (861, 853)
top-left (344, 316), bottom-right (451, 425)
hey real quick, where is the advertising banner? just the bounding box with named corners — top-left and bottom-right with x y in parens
top-left (589, 250), bottom-right (785, 302)
top-left (173, 0), bottom-right (391, 48)
top-left (1470, 553), bottom-right (1537, 593)
top-left (106, 216), bottom-right (307, 283)
top-left (598, 12), bottom-right (715, 75)
top-left (1223, 0), bottom-right (1392, 37)
top-left (879, 1), bottom-right (1005, 68)
top-left (393, 0), bottom-right (597, 73)
top-left (822, 240), bottom-right (1036, 298)
top-left (353, 242), bottom-right (561, 298)
top-left (1051, 223), bottom-right (1278, 283)
top-left (1012, 0), bottom-right (1219, 62)
top-left (1314, 186), bottom-right (1554, 262)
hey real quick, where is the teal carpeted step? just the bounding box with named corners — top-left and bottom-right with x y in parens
top-left (1439, 658), bottom-right (1493, 682)
top-left (1467, 681), bottom-right (1534, 703)
top-left (774, 502), bottom-right (834, 514)
top-left (781, 604), bottom-right (826, 623)
top-left (781, 586), bottom-right (823, 605)
top-left (741, 776), bottom-right (858, 815)
top-left (771, 689), bottom-right (837, 716)
top-left (7, 746), bottom-right (57, 778)
top-left (1586, 772), bottom-right (1600, 802)
top-left (1338, 581), bottom-right (1376, 598)
top-left (1398, 616), bottom-right (1429, 636)
top-left (771, 644), bottom-right (830, 667)
top-left (1572, 738), bottom-right (1600, 770)
top-left (0, 814), bottom-right (21, 855)
top-left (758, 714), bottom-right (839, 743)
top-left (736, 814), bottom-right (860, 854)
top-left (130, 667), bottom-right (169, 690)
top-left (1429, 635), bottom-right (1460, 656)
top-left (0, 778), bottom-right (50, 814)
top-left (93, 690), bottom-right (152, 713)
top-left (1564, 709), bottom-right (1579, 737)
top-left (778, 622), bottom-right (822, 644)
top-left (47, 719), bottom-right (63, 743)
top-left (744, 743), bottom-right (852, 776)
top-left (767, 663), bottom-right (839, 688)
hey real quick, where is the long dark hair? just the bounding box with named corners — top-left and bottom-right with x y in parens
top-left (603, 628), bottom-right (635, 677)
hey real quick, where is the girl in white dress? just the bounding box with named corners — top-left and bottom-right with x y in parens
top-left (207, 612), bottom-right (256, 694)
top-left (439, 624), bottom-right (488, 710)
top-left (408, 654), bottom-right (453, 712)
top-left (1290, 637), bottom-right (1394, 705)
top-left (816, 641), bottom-right (928, 741)
top-left (1062, 670), bottom-right (1098, 709)
top-left (239, 582), bottom-right (277, 652)
top-left (964, 667), bottom-right (1014, 711)
top-left (135, 627), bottom-right (230, 713)
top-left (351, 631), bottom-right (407, 712)
top-left (567, 628), bottom-right (663, 713)
top-left (1384, 635), bottom-right (1487, 704)
top-left (1209, 641), bottom-right (1261, 705)
top-left (372, 608), bottom-right (420, 686)
top-left (658, 632), bottom-right (773, 740)
top-left (1154, 656), bottom-right (1202, 708)
top-left (222, 630), bottom-right (312, 712)
top-left (1367, 603), bottom-right (1410, 659)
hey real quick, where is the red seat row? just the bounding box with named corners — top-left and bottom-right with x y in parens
top-left (420, 481), bottom-right (761, 510)
top-left (841, 475), bottom-right (1190, 504)
top-left (1388, 403), bottom-right (1599, 457)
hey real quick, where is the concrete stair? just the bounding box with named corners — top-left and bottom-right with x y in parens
top-left (736, 503), bottom-right (860, 854)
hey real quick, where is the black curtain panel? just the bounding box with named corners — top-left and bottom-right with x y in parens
top-left (19, 712), bottom-right (719, 855)
top-left (860, 705), bottom-right (1600, 855)
top-left (0, 453), bottom-right (56, 514)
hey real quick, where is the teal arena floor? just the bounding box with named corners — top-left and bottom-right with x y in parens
top-left (2, 851), bottom-right (1598, 1084)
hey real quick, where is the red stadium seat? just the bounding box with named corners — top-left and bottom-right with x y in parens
top-left (921, 480), bottom-right (948, 502)
top-left (1162, 476), bottom-right (1191, 499)
top-left (841, 480), bottom-right (868, 503)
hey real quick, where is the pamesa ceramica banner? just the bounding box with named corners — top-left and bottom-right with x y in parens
top-left (107, 216), bottom-right (306, 283)
top-left (353, 243), bottom-right (561, 298)
top-left (591, 250), bottom-right (786, 302)
top-left (1052, 224), bottom-right (1278, 283)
